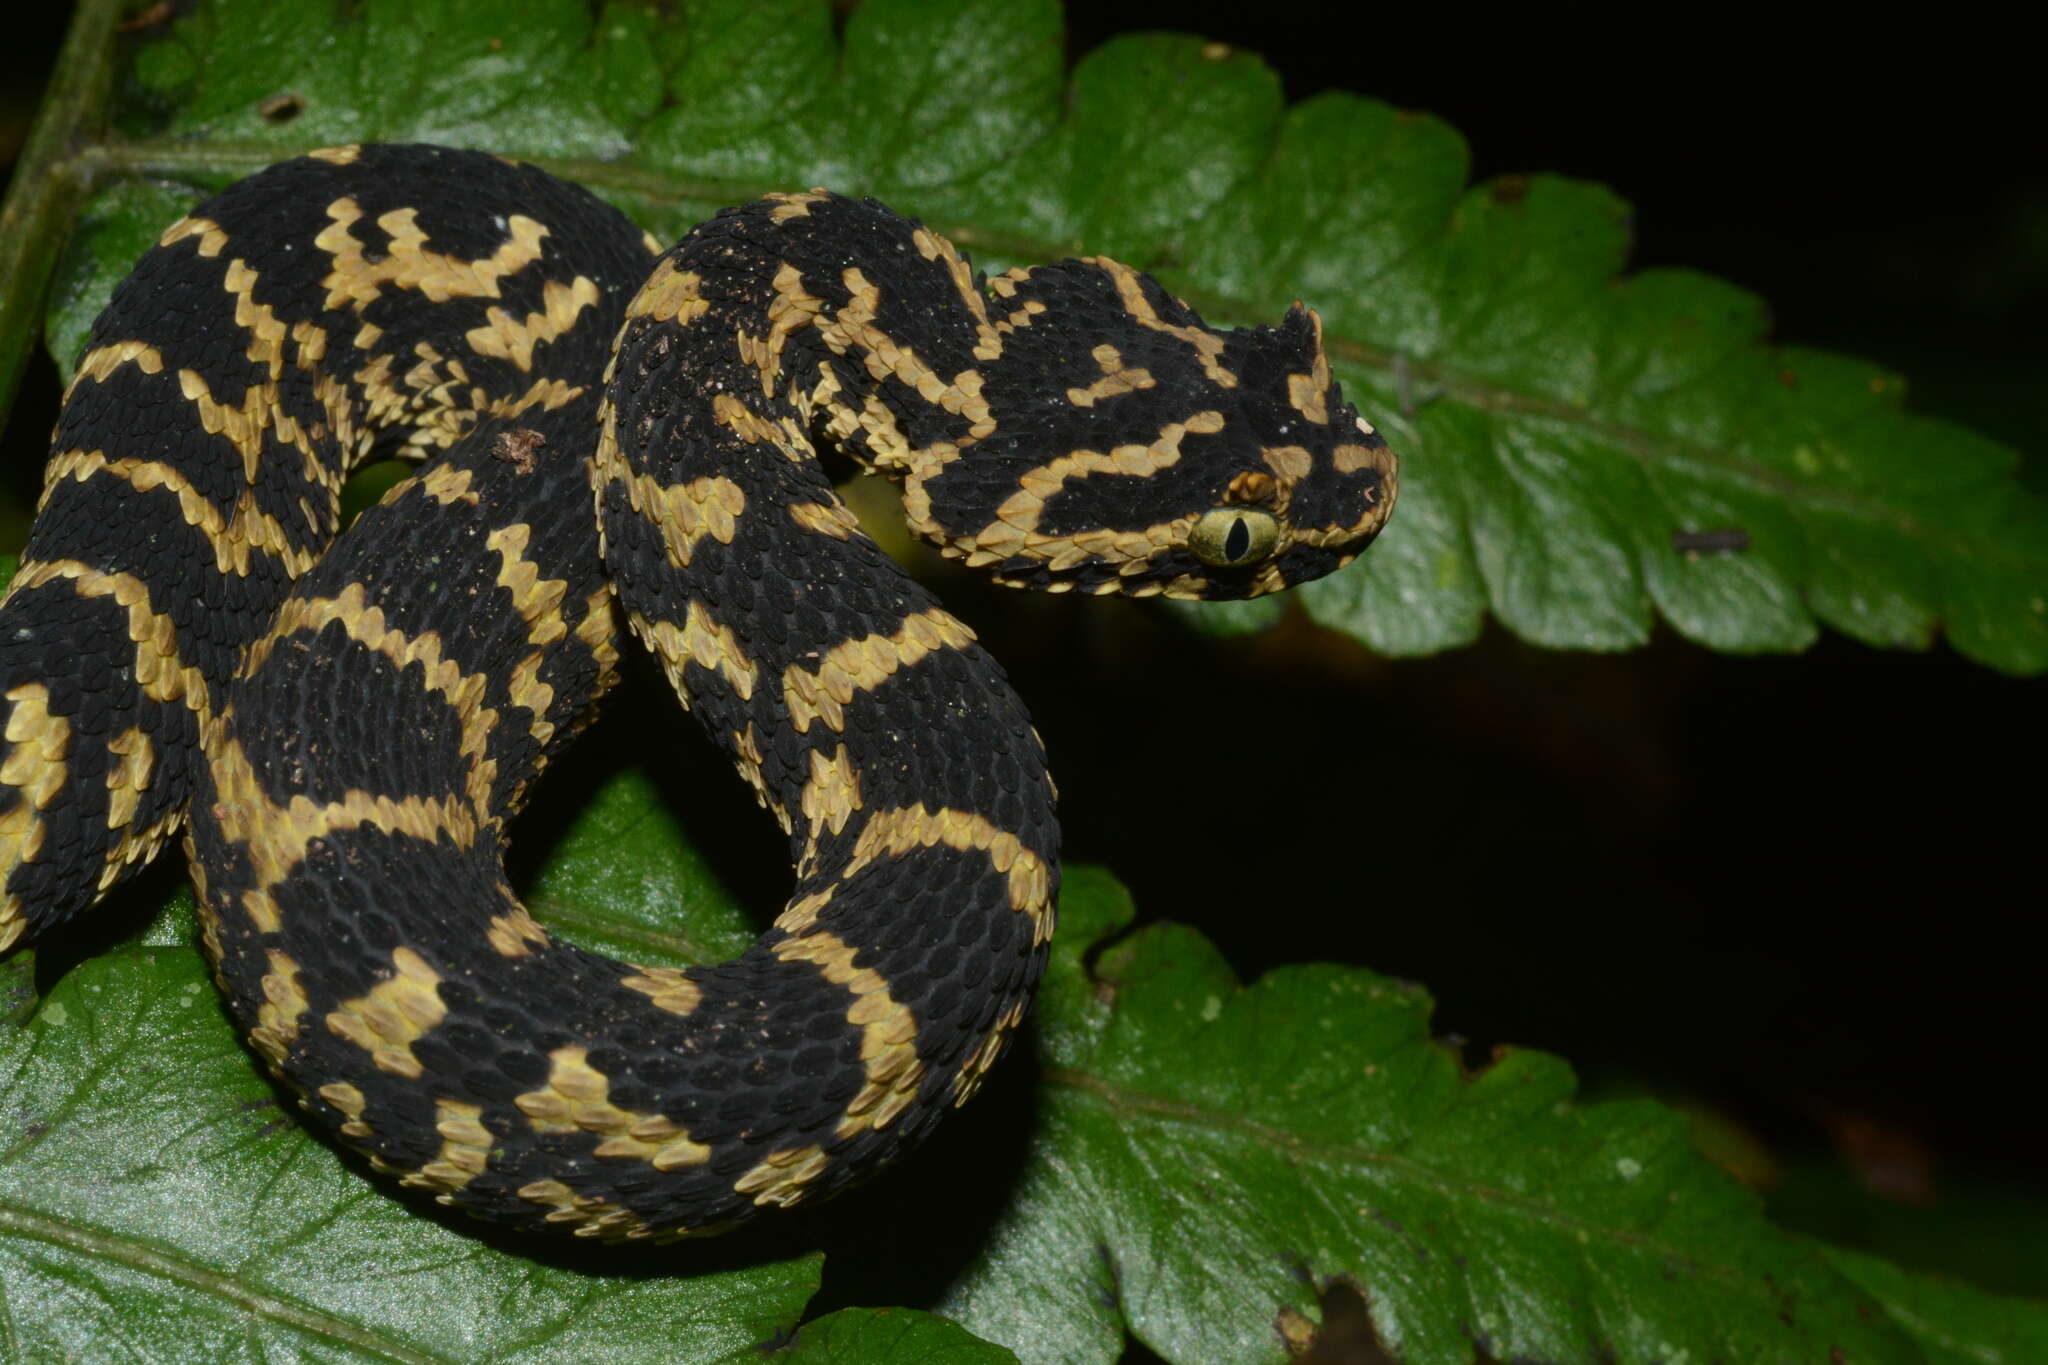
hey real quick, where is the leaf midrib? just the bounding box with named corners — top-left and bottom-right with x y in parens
top-left (1041, 1063), bottom-right (1819, 1309)
top-left (0, 1201), bottom-right (444, 1364)
top-left (65, 138), bottom-right (2032, 581)
top-left (525, 889), bottom-right (733, 964)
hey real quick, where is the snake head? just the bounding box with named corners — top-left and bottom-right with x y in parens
top-left (1161, 300), bottom-right (1399, 600)
top-left (921, 262), bottom-right (1397, 600)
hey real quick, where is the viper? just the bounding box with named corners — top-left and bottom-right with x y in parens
top-left (0, 144), bottom-right (1395, 1240)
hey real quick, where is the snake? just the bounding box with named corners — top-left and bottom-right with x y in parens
top-left (0, 144), bottom-right (1395, 1240)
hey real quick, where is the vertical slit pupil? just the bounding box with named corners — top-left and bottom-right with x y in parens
top-left (1224, 517), bottom-right (1250, 562)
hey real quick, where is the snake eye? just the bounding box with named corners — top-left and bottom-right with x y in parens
top-left (1188, 506), bottom-right (1280, 568)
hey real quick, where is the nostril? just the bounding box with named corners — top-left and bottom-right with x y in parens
top-left (258, 93), bottom-right (305, 124)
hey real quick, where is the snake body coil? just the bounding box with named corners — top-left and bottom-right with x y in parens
top-left (0, 145), bottom-right (1394, 1239)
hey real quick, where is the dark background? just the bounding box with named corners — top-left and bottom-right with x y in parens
top-left (4, 0), bottom-right (2042, 1296)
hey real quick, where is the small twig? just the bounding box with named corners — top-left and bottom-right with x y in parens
top-left (0, 0), bottom-right (124, 436)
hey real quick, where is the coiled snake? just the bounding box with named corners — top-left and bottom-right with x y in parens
top-left (0, 145), bottom-right (1395, 1239)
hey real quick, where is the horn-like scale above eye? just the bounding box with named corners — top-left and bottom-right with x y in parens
top-left (1188, 506), bottom-right (1280, 568)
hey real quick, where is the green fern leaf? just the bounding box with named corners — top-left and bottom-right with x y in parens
top-left (0, 1), bottom-right (2043, 1362)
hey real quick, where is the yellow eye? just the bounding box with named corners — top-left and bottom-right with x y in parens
top-left (1188, 506), bottom-right (1280, 568)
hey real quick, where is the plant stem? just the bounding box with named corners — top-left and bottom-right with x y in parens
top-left (0, 0), bottom-right (124, 436)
